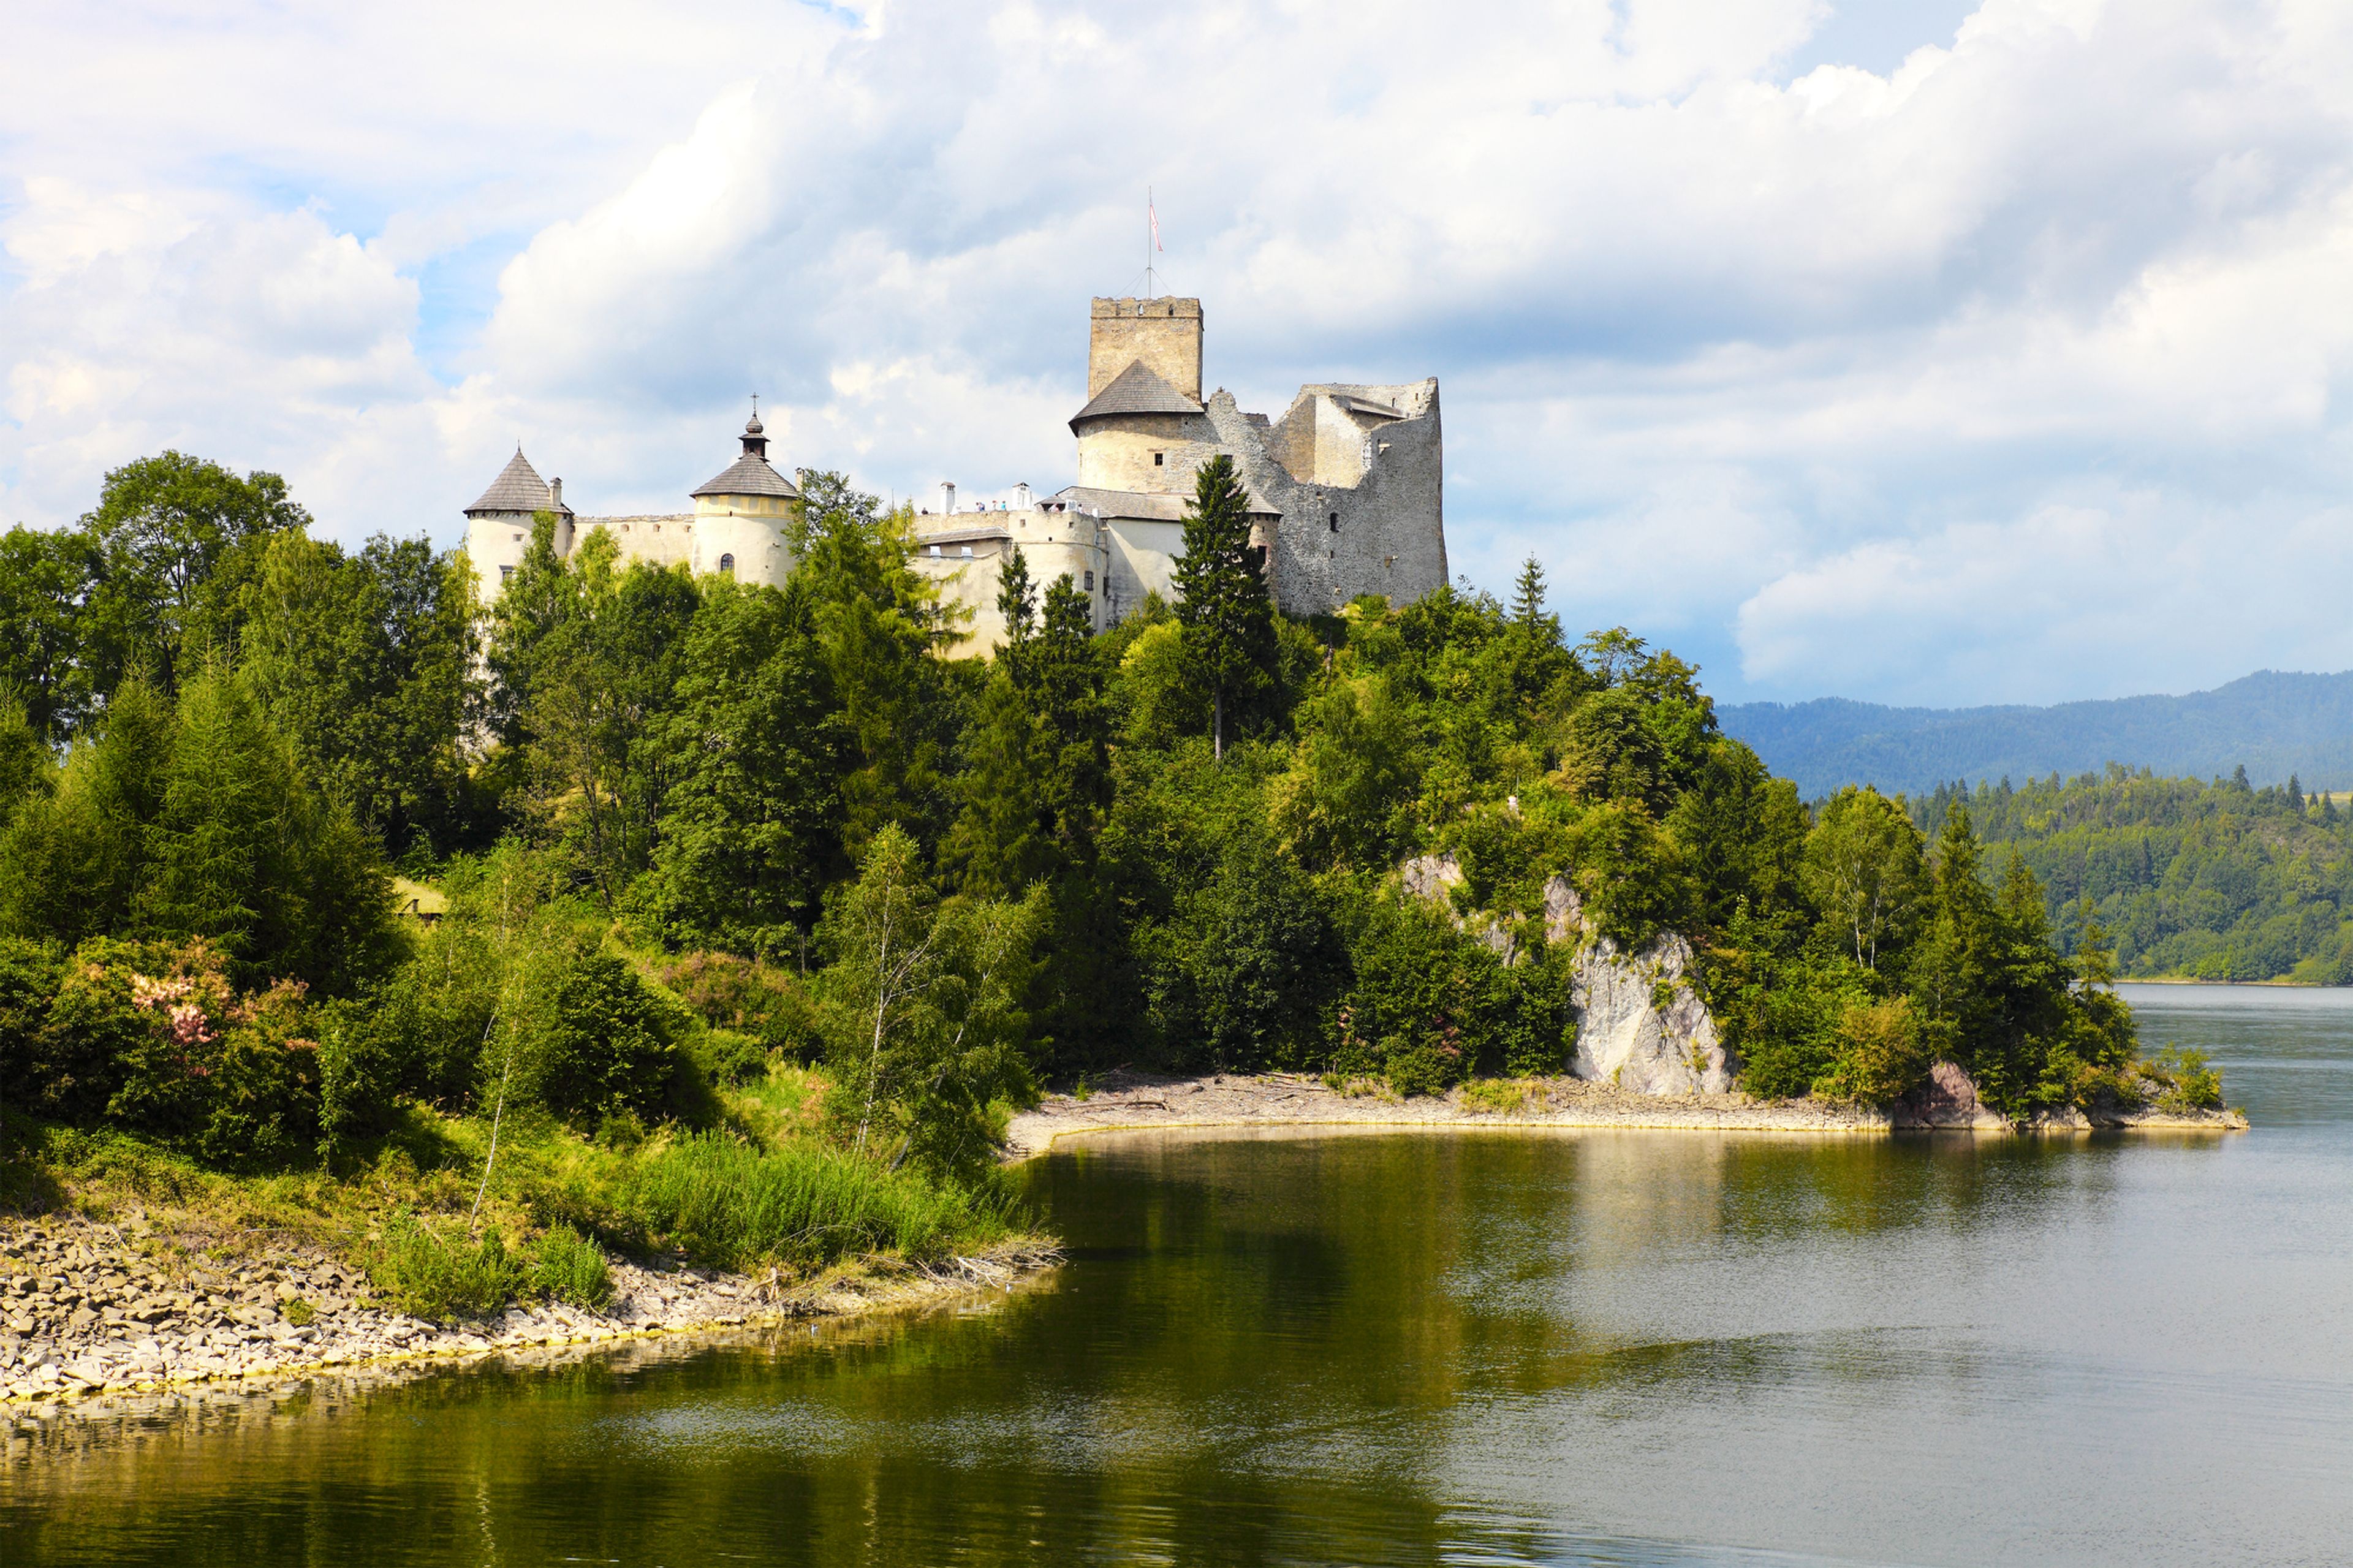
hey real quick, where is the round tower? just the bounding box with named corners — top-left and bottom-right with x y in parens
top-left (689, 406), bottom-right (803, 586)
top-left (462, 447), bottom-right (573, 605)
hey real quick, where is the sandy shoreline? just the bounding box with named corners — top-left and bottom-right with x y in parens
top-left (1005, 1069), bottom-right (2247, 1157)
top-left (1, 1211), bottom-right (1056, 1416)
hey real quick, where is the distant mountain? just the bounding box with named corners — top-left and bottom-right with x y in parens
top-left (1719, 670), bottom-right (2353, 799)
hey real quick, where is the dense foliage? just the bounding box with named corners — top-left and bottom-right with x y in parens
top-left (1915, 768), bottom-right (2353, 983)
top-left (0, 446), bottom-right (2206, 1260)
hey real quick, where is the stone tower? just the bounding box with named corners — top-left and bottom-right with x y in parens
top-left (687, 411), bottom-right (803, 585)
top-left (462, 447), bottom-right (571, 606)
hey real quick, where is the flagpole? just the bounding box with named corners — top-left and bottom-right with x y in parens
top-left (1146, 187), bottom-right (1155, 299)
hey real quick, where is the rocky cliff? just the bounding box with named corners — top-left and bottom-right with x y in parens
top-left (1398, 855), bottom-right (1735, 1095)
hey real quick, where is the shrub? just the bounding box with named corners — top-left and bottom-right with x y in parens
top-left (194, 979), bottom-right (322, 1167)
top-left (368, 1213), bottom-right (526, 1319)
top-left (1462, 1078), bottom-right (1533, 1114)
top-left (1814, 997), bottom-right (1927, 1107)
top-left (662, 952), bottom-right (822, 1058)
top-left (0, 937), bottom-right (63, 1109)
top-left (689, 1028), bottom-right (771, 1088)
top-left (2148, 1047), bottom-right (2224, 1112)
top-left (1335, 895), bottom-right (1529, 1096)
top-left (526, 950), bottom-right (678, 1126)
top-left (527, 1222), bottom-right (612, 1310)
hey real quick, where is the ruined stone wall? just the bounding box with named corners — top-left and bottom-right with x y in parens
top-left (1204, 378), bottom-right (1446, 618)
top-left (1088, 297), bottom-right (1202, 401)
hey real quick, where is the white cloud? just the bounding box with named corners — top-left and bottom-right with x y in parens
top-left (4, 0), bottom-right (2353, 706)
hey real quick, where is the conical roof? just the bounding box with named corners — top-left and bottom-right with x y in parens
top-left (1069, 360), bottom-right (1205, 432)
top-left (691, 452), bottom-right (801, 501)
top-left (465, 448), bottom-right (570, 515)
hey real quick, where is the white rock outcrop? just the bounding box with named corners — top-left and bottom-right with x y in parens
top-left (1394, 857), bottom-right (1735, 1096)
top-left (1544, 879), bottom-right (1732, 1094)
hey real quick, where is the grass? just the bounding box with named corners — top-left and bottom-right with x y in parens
top-left (529, 1131), bottom-right (1020, 1274)
top-left (1462, 1078), bottom-right (1543, 1115)
top-left (2, 1055), bottom-right (1030, 1323)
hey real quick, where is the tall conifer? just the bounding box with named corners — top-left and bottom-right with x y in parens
top-left (1172, 454), bottom-right (1274, 759)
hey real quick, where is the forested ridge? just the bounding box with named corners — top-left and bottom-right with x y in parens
top-left (1915, 769), bottom-right (2353, 984)
top-left (0, 453), bottom-right (2221, 1311)
top-left (1722, 672), bottom-right (2353, 798)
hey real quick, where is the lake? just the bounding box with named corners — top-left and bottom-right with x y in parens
top-left (6, 985), bottom-right (2351, 1566)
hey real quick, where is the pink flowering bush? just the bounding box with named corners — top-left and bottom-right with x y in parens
top-left (4, 937), bottom-right (324, 1164)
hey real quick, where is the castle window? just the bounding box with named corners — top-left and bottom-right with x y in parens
top-left (961, 545), bottom-right (973, 558)
top-left (1153, 452), bottom-right (1164, 466)
top-left (499, 565), bottom-right (514, 581)
top-left (718, 553), bottom-right (735, 576)
top-left (930, 544), bottom-right (942, 558)
top-left (1329, 512), bottom-right (1339, 531)
top-left (1084, 570), bottom-right (1094, 591)
top-left (511, 533), bottom-right (522, 543)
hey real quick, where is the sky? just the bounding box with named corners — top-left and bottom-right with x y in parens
top-left (3, 0), bottom-right (2350, 708)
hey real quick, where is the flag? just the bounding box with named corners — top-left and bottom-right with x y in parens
top-left (1150, 197), bottom-right (1162, 252)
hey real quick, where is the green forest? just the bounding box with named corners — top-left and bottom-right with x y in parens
top-left (0, 452), bottom-right (2212, 1312)
top-left (1915, 770), bottom-right (2353, 983)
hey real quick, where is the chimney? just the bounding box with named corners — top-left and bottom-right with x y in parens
top-left (549, 477), bottom-right (563, 510)
top-left (939, 480), bottom-right (957, 515)
top-left (1012, 482), bottom-right (1033, 510)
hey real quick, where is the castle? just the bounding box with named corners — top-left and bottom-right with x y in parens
top-left (464, 297), bottom-right (1448, 647)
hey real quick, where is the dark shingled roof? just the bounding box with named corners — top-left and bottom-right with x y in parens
top-left (691, 453), bottom-right (801, 501)
top-left (1068, 360), bottom-right (1205, 431)
top-left (466, 448), bottom-right (571, 515)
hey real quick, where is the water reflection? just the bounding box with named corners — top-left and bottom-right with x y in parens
top-left (6, 990), bottom-right (2350, 1566)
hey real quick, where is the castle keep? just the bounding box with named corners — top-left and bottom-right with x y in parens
top-left (464, 297), bottom-right (1448, 647)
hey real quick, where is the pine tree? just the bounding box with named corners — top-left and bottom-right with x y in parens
top-left (1033, 574), bottom-right (1112, 859)
top-left (1512, 554), bottom-right (1547, 628)
top-left (1172, 454), bottom-right (1274, 759)
top-left (995, 545), bottom-right (1037, 687)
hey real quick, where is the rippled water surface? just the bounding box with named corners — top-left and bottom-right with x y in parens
top-left (6, 985), bottom-right (2351, 1566)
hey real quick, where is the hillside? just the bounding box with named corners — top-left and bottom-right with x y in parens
top-left (1722, 670), bottom-right (2353, 798)
top-left (1914, 771), bottom-right (2353, 984)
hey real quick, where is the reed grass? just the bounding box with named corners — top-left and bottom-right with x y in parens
top-left (572, 1132), bottom-right (1017, 1273)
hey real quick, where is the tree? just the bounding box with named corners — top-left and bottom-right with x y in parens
top-left (795, 474), bottom-right (966, 854)
top-left (519, 548), bottom-right (702, 911)
top-left (1271, 672), bottom-right (1422, 871)
top-left (819, 823), bottom-right (1044, 1183)
top-left (0, 677), bottom-right (171, 947)
top-left (646, 577), bottom-right (851, 955)
top-left (995, 545), bottom-right (1037, 686)
top-left (942, 670), bottom-right (1053, 900)
top-left (240, 531), bottom-right (480, 850)
top-left (1030, 575), bottom-right (1113, 862)
top-left (1802, 786), bottom-right (1927, 969)
top-left (78, 452), bottom-right (309, 700)
top-left (1511, 554), bottom-right (1548, 629)
top-left (1172, 454), bottom-right (1275, 758)
top-left (483, 513), bottom-right (578, 750)
top-left (0, 526), bottom-right (99, 740)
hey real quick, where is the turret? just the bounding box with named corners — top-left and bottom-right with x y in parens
top-left (462, 446), bottom-right (571, 605)
top-left (688, 406), bottom-right (803, 585)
